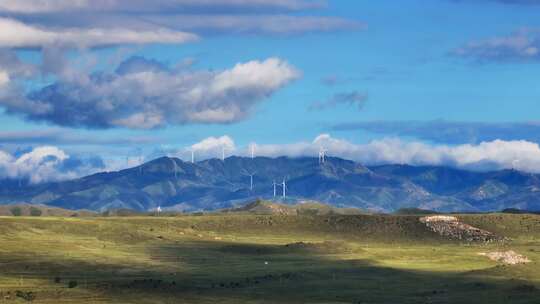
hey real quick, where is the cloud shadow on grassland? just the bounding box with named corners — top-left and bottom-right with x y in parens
top-left (0, 239), bottom-right (538, 303)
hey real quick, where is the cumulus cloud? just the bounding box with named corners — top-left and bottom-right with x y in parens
top-left (309, 91), bottom-right (368, 111)
top-left (181, 134), bottom-right (540, 173)
top-left (0, 146), bottom-right (105, 183)
top-left (7, 135), bottom-right (540, 183)
top-left (288, 135), bottom-right (540, 173)
top-left (452, 29), bottom-right (540, 62)
top-left (1, 56), bottom-right (300, 129)
top-left (0, 17), bottom-right (197, 49)
top-left (191, 135), bottom-right (236, 152)
top-left (331, 120), bottom-right (540, 144)
top-left (176, 135), bottom-right (237, 160)
top-left (0, 50), bottom-right (39, 116)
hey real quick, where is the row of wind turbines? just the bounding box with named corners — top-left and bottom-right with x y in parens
top-left (154, 145), bottom-right (328, 214)
top-left (178, 145), bottom-right (329, 198)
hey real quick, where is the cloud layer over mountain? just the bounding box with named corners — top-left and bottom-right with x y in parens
top-left (180, 134), bottom-right (540, 173)
top-left (7, 133), bottom-right (540, 183)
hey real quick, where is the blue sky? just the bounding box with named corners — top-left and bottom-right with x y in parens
top-left (1, 0), bottom-right (540, 181)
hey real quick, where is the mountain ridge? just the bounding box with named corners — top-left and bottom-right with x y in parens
top-left (1, 156), bottom-right (540, 213)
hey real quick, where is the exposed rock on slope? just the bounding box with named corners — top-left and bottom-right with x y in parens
top-left (419, 215), bottom-right (502, 242)
top-left (478, 251), bottom-right (530, 265)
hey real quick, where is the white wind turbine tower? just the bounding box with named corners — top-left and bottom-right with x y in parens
top-left (250, 143), bottom-right (256, 159)
top-left (170, 157), bottom-right (178, 180)
top-left (221, 146), bottom-right (226, 161)
top-left (157, 146), bottom-right (178, 180)
top-left (273, 180), bottom-right (278, 197)
top-left (133, 148), bottom-right (144, 176)
top-left (319, 147), bottom-right (328, 164)
top-left (191, 149), bottom-right (195, 164)
top-left (512, 159), bottom-right (520, 171)
top-left (156, 205), bottom-right (162, 216)
top-left (281, 178), bottom-right (287, 198)
top-left (243, 170), bottom-right (256, 191)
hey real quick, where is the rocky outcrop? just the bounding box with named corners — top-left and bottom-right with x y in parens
top-left (479, 251), bottom-right (530, 265)
top-left (419, 215), bottom-right (503, 242)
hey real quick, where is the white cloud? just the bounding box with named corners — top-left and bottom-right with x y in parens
top-left (182, 135), bottom-right (236, 160)
top-left (180, 134), bottom-right (540, 173)
top-left (0, 70), bottom-right (9, 87)
top-left (0, 1), bottom-right (360, 37)
top-left (0, 0), bottom-right (325, 14)
top-left (453, 29), bottom-right (540, 62)
top-left (0, 0), bottom-right (85, 13)
top-left (144, 14), bottom-right (363, 35)
top-left (0, 146), bottom-right (105, 183)
top-left (3, 56), bottom-right (300, 129)
top-left (13, 146), bottom-right (68, 183)
top-left (0, 17), bottom-right (198, 48)
top-left (5, 136), bottom-right (540, 184)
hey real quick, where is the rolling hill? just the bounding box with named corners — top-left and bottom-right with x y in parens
top-left (1, 156), bottom-right (540, 213)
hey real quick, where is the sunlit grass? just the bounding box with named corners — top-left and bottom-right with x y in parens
top-left (0, 214), bottom-right (538, 303)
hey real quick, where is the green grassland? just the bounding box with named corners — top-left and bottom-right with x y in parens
top-left (0, 213), bottom-right (539, 303)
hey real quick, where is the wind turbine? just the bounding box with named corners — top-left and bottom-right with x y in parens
top-left (250, 144), bottom-right (256, 159)
top-left (170, 158), bottom-right (178, 180)
top-left (221, 146), bottom-right (226, 161)
top-left (156, 205), bottom-right (162, 216)
top-left (134, 148), bottom-right (144, 176)
top-left (281, 178), bottom-right (287, 198)
top-left (191, 149), bottom-right (195, 164)
top-left (243, 170), bottom-right (256, 191)
top-left (273, 180), bottom-right (278, 197)
top-left (318, 147), bottom-right (327, 164)
top-left (512, 159), bottom-right (520, 171)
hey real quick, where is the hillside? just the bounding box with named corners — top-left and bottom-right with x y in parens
top-left (1, 156), bottom-right (540, 213)
top-left (0, 213), bottom-right (538, 303)
top-left (223, 200), bottom-right (365, 216)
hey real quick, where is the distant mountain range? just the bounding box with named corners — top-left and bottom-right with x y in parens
top-left (1, 156), bottom-right (540, 213)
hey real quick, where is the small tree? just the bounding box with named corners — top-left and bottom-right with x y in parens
top-left (30, 207), bottom-right (42, 217)
top-left (10, 207), bottom-right (22, 216)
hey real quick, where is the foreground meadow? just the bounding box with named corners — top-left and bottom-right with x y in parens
top-left (0, 214), bottom-right (538, 303)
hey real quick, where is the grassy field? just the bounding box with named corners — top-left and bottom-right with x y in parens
top-left (0, 213), bottom-right (538, 303)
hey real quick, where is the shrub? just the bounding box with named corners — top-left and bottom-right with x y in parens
top-left (68, 280), bottom-right (78, 288)
top-left (15, 290), bottom-right (35, 301)
top-left (10, 207), bottom-right (22, 216)
top-left (296, 209), bottom-right (319, 216)
top-left (29, 207), bottom-right (42, 217)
